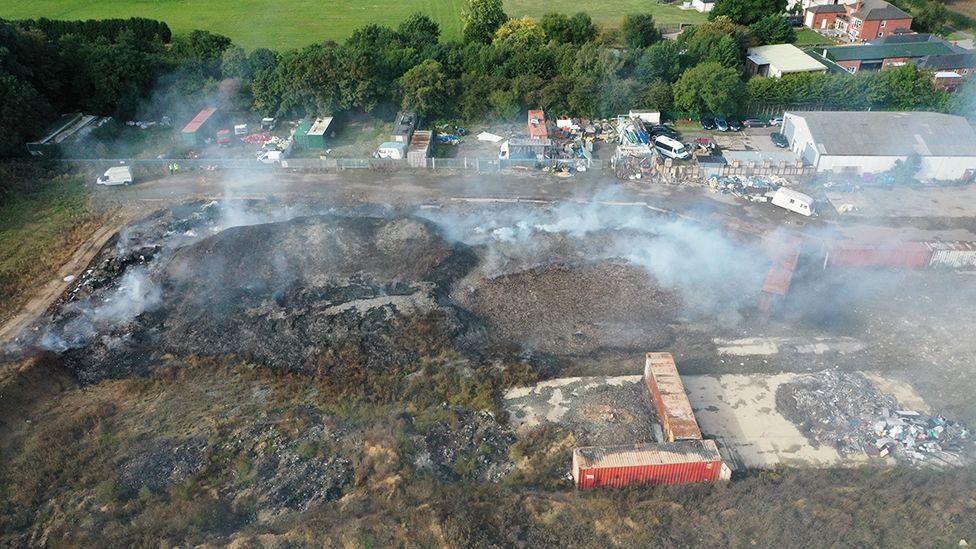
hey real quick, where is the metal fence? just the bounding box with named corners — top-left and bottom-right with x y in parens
top-left (64, 156), bottom-right (606, 174)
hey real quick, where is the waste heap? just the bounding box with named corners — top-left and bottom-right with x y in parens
top-left (776, 370), bottom-right (970, 466)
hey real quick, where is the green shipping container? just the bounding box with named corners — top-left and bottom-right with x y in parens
top-left (293, 118), bottom-right (313, 148)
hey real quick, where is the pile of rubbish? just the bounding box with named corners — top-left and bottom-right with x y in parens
top-left (435, 124), bottom-right (466, 145)
top-left (709, 175), bottom-right (787, 202)
top-left (776, 371), bottom-right (970, 466)
top-left (612, 154), bottom-right (655, 180)
top-left (125, 117), bottom-right (171, 129)
top-left (243, 133), bottom-right (273, 146)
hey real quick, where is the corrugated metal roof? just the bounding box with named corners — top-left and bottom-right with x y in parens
top-left (574, 440), bottom-right (721, 469)
top-left (181, 107), bottom-right (217, 134)
top-left (645, 353), bottom-right (701, 440)
top-left (408, 130), bottom-right (432, 151)
top-left (747, 44), bottom-right (828, 73)
top-left (788, 111), bottom-right (976, 157)
top-left (308, 117), bottom-right (333, 136)
top-left (824, 40), bottom-right (956, 62)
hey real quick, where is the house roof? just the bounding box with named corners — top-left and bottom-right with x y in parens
top-left (852, 0), bottom-right (912, 21)
top-left (747, 44), bottom-right (828, 73)
top-left (807, 4), bottom-right (847, 13)
top-left (919, 52), bottom-right (976, 70)
top-left (822, 40), bottom-right (957, 61)
top-left (870, 33), bottom-right (938, 44)
top-left (787, 111), bottom-right (976, 157)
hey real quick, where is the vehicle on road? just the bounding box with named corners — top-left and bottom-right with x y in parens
top-left (715, 116), bottom-right (729, 132)
top-left (96, 166), bottom-right (133, 186)
top-left (654, 135), bottom-right (691, 160)
top-left (771, 132), bottom-right (789, 148)
top-left (700, 117), bottom-right (716, 130)
top-left (728, 118), bottom-right (743, 131)
top-left (743, 118), bottom-right (767, 128)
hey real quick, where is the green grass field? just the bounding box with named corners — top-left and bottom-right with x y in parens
top-left (0, 0), bottom-right (707, 50)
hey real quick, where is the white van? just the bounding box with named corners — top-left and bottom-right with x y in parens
top-left (770, 187), bottom-right (814, 216)
top-left (653, 135), bottom-right (690, 160)
top-left (96, 166), bottom-right (133, 186)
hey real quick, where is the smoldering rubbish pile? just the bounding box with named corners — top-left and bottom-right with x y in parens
top-left (777, 371), bottom-right (971, 466)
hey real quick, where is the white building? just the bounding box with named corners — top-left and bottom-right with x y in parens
top-left (746, 44), bottom-right (828, 78)
top-left (782, 111), bottom-right (976, 181)
top-left (692, 0), bottom-right (716, 12)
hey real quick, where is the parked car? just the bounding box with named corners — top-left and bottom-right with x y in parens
top-left (769, 116), bottom-right (783, 126)
top-left (771, 132), bottom-right (789, 148)
top-left (649, 124), bottom-right (680, 139)
top-left (743, 118), bottom-right (767, 128)
top-left (728, 118), bottom-right (743, 131)
top-left (715, 116), bottom-right (729, 132)
top-left (700, 116), bottom-right (716, 130)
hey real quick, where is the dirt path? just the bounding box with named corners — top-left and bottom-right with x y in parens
top-left (0, 213), bottom-right (136, 344)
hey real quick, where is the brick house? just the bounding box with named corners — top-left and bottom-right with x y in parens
top-left (805, 0), bottom-right (912, 42)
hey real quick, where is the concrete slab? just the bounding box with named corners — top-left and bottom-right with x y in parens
top-left (826, 185), bottom-right (976, 218)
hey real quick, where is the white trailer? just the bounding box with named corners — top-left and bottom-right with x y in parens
top-left (96, 166), bottom-right (133, 186)
top-left (770, 187), bottom-right (814, 216)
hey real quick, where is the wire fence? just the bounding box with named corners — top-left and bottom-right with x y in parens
top-left (63, 156), bottom-right (606, 174)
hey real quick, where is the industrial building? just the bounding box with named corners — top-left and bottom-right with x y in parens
top-left (746, 44), bottom-right (828, 78)
top-left (572, 440), bottom-right (731, 489)
top-left (781, 111), bottom-right (976, 180)
top-left (27, 113), bottom-right (113, 157)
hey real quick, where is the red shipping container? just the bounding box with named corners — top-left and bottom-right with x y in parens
top-left (645, 353), bottom-right (702, 442)
top-left (573, 440), bottom-right (730, 490)
top-left (527, 109), bottom-right (548, 140)
top-left (827, 241), bottom-right (932, 268)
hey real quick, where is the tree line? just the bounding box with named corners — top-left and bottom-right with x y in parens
top-left (0, 0), bottom-right (968, 157)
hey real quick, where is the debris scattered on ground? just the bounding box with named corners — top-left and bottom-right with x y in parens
top-left (708, 175), bottom-right (789, 202)
top-left (776, 370), bottom-right (970, 465)
top-left (411, 407), bottom-right (515, 482)
top-left (505, 375), bottom-right (660, 446)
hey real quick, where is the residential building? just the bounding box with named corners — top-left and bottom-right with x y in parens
top-left (806, 34), bottom-right (975, 84)
top-left (804, 0), bottom-right (912, 42)
top-left (747, 44), bottom-right (829, 77)
top-left (781, 111), bottom-right (976, 180)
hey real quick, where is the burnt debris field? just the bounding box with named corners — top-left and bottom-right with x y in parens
top-left (3, 196), bottom-right (976, 546)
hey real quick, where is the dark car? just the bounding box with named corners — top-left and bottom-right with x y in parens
top-left (714, 116), bottom-right (729, 132)
top-left (743, 118), bottom-right (767, 128)
top-left (649, 124), bottom-right (680, 139)
top-left (771, 132), bottom-right (789, 148)
top-left (700, 116), bottom-right (716, 130)
top-left (728, 118), bottom-right (743, 131)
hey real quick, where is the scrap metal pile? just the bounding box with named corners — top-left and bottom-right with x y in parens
top-left (708, 175), bottom-right (789, 202)
top-left (777, 371), bottom-right (970, 466)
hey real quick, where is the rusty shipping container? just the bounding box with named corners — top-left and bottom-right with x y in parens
top-left (573, 440), bottom-right (731, 490)
top-left (644, 352), bottom-right (702, 442)
top-left (826, 241), bottom-right (932, 268)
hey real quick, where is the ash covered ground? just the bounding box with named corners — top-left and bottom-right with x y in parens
top-left (26, 198), bottom-right (771, 383)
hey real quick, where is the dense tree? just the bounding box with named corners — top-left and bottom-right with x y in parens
top-left (0, 75), bottom-right (51, 156)
top-left (541, 12), bottom-right (598, 44)
top-left (912, 0), bottom-right (949, 33)
top-left (680, 16), bottom-right (755, 67)
top-left (398, 13), bottom-right (440, 52)
top-left (635, 41), bottom-right (684, 83)
top-left (400, 59), bottom-right (453, 117)
top-left (493, 17), bottom-right (546, 50)
top-left (710, 0), bottom-right (788, 26)
top-left (869, 63), bottom-right (946, 110)
top-left (462, 0), bottom-right (509, 44)
top-left (641, 79), bottom-right (674, 112)
top-left (750, 14), bottom-right (796, 44)
top-left (621, 14), bottom-right (661, 49)
top-left (673, 61), bottom-right (745, 114)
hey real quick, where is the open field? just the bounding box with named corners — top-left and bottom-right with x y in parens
top-left (0, 0), bottom-right (707, 50)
